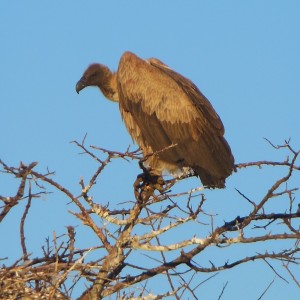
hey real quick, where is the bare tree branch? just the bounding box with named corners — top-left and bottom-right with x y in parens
top-left (0, 140), bottom-right (299, 299)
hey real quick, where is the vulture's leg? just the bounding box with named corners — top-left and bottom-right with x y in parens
top-left (133, 173), bottom-right (157, 203)
top-left (137, 161), bottom-right (165, 188)
top-left (134, 163), bottom-right (168, 202)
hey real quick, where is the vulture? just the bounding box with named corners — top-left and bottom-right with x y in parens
top-left (76, 51), bottom-right (235, 188)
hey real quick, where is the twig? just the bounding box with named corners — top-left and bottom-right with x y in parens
top-left (20, 183), bottom-right (32, 258)
top-left (217, 281), bottom-right (228, 300)
top-left (257, 277), bottom-right (275, 300)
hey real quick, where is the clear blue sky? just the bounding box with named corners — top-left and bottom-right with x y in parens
top-left (1, 1), bottom-right (299, 299)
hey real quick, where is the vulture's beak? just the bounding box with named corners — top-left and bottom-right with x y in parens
top-left (76, 77), bottom-right (87, 94)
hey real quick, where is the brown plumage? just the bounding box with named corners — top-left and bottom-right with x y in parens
top-left (76, 51), bottom-right (235, 188)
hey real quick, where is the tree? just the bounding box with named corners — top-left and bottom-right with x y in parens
top-left (0, 139), bottom-right (299, 299)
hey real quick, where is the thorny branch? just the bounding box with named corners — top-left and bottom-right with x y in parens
top-left (0, 140), bottom-right (299, 299)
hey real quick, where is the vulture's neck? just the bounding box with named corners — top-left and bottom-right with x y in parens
top-left (98, 69), bottom-right (119, 102)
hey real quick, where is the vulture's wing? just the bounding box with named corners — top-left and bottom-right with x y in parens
top-left (147, 57), bottom-right (225, 135)
top-left (117, 52), bottom-right (234, 186)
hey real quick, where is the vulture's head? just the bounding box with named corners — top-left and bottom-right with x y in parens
top-left (76, 64), bottom-right (111, 94)
top-left (76, 64), bottom-right (118, 102)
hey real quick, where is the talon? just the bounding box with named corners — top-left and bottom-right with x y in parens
top-left (133, 171), bottom-right (167, 202)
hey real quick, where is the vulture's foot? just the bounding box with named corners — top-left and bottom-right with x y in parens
top-left (134, 171), bottom-right (167, 202)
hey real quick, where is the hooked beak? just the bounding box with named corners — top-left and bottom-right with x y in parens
top-left (76, 76), bottom-right (87, 94)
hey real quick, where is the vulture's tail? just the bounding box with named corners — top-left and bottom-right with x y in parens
top-left (193, 166), bottom-right (226, 189)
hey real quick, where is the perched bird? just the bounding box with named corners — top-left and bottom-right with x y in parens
top-left (76, 51), bottom-right (235, 188)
